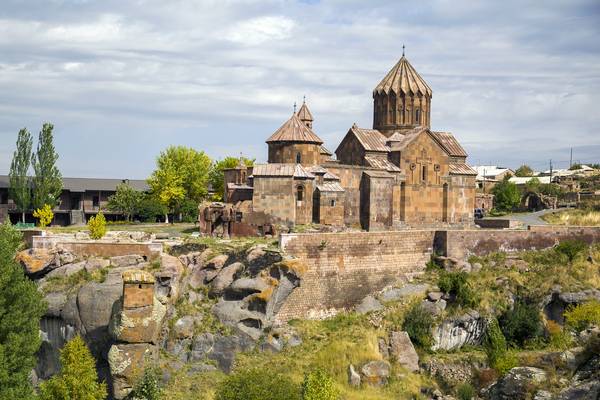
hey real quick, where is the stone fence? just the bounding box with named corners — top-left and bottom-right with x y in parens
top-left (32, 235), bottom-right (163, 260)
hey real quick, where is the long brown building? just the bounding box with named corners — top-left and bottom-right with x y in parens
top-left (207, 55), bottom-right (477, 233)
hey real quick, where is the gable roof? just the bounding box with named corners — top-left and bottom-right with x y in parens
top-left (296, 101), bottom-right (313, 122)
top-left (364, 155), bottom-right (402, 173)
top-left (449, 163), bottom-right (477, 176)
top-left (316, 182), bottom-right (345, 192)
top-left (374, 56), bottom-right (432, 97)
top-left (388, 127), bottom-right (427, 152)
top-left (266, 113), bottom-right (323, 144)
top-left (319, 145), bottom-right (333, 156)
top-left (346, 124), bottom-right (390, 152)
top-left (251, 163), bottom-right (315, 179)
top-left (430, 131), bottom-right (468, 157)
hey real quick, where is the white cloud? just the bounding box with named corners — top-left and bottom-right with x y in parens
top-left (226, 16), bottom-right (296, 45)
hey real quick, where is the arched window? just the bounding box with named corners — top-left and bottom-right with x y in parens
top-left (297, 186), bottom-right (304, 202)
top-left (296, 152), bottom-right (302, 164)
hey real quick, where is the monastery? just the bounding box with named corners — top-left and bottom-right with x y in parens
top-left (201, 54), bottom-right (477, 235)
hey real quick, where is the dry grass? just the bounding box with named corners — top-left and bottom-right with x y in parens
top-left (542, 209), bottom-right (600, 226)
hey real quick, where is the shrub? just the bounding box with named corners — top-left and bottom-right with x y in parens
top-left (484, 318), bottom-right (517, 375)
top-left (38, 336), bottom-right (107, 400)
top-left (88, 212), bottom-right (107, 240)
top-left (564, 300), bottom-right (600, 332)
top-left (403, 303), bottom-right (434, 349)
top-left (33, 204), bottom-right (54, 227)
top-left (555, 240), bottom-right (587, 263)
top-left (491, 178), bottom-right (521, 212)
top-left (456, 383), bottom-right (476, 400)
top-left (438, 271), bottom-right (478, 308)
top-left (547, 320), bottom-right (573, 350)
top-left (302, 368), bottom-right (339, 400)
top-left (499, 299), bottom-right (543, 347)
top-left (215, 368), bottom-right (300, 400)
top-left (130, 366), bottom-right (162, 400)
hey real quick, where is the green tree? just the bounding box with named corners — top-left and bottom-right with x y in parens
top-left (88, 212), bottom-right (107, 240)
top-left (402, 302), bottom-right (434, 348)
top-left (302, 368), bottom-right (339, 400)
top-left (8, 128), bottom-right (33, 223)
top-left (215, 368), bottom-right (300, 400)
top-left (569, 163), bottom-right (582, 170)
top-left (147, 146), bottom-right (211, 222)
top-left (209, 156), bottom-right (254, 201)
top-left (107, 182), bottom-right (142, 222)
top-left (524, 177), bottom-right (541, 193)
top-left (484, 318), bottom-right (516, 375)
top-left (0, 221), bottom-right (46, 399)
top-left (499, 298), bottom-right (543, 347)
top-left (31, 123), bottom-right (62, 209)
top-left (137, 194), bottom-right (167, 223)
top-left (491, 178), bottom-right (521, 212)
top-left (514, 164), bottom-right (534, 177)
top-left (39, 336), bottom-right (107, 400)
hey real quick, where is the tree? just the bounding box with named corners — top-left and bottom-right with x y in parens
top-left (130, 367), bottom-right (162, 400)
top-left (38, 336), bottom-right (107, 400)
top-left (208, 156), bottom-right (254, 201)
top-left (0, 221), bottom-right (46, 399)
top-left (514, 165), bottom-right (534, 177)
top-left (147, 146), bottom-right (212, 222)
top-left (137, 194), bottom-right (167, 223)
top-left (31, 123), bottom-right (62, 209)
top-left (524, 177), bottom-right (541, 193)
top-left (491, 178), bottom-right (521, 212)
top-left (107, 182), bottom-right (142, 222)
top-left (33, 204), bottom-right (54, 228)
top-left (302, 369), bottom-right (339, 400)
top-left (88, 212), bottom-right (107, 239)
top-left (9, 128), bottom-right (33, 223)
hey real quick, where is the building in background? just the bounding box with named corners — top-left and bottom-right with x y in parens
top-left (473, 166), bottom-right (514, 192)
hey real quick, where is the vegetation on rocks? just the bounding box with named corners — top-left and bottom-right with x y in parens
top-left (215, 368), bottom-right (300, 400)
top-left (564, 300), bottom-right (600, 332)
top-left (402, 302), bottom-right (435, 348)
top-left (438, 271), bottom-right (478, 308)
top-left (301, 368), bottom-right (339, 400)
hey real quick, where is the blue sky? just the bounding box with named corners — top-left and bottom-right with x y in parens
top-left (1, 0), bottom-right (599, 178)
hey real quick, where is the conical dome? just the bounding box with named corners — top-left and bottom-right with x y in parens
top-left (266, 113), bottom-right (323, 144)
top-left (297, 101), bottom-right (313, 122)
top-left (374, 56), bottom-right (432, 97)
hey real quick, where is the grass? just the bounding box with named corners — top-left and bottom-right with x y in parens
top-left (40, 267), bottom-right (109, 295)
top-left (542, 209), bottom-right (600, 226)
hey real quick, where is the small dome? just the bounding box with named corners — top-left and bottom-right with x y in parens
top-left (266, 113), bottom-right (323, 144)
top-left (296, 101), bottom-right (313, 122)
top-left (374, 56), bottom-right (432, 97)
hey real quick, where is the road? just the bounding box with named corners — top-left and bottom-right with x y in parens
top-left (485, 208), bottom-right (566, 227)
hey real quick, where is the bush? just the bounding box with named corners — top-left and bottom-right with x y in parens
top-left (456, 383), bottom-right (476, 400)
top-left (546, 320), bottom-right (573, 350)
top-left (138, 195), bottom-right (167, 222)
top-left (33, 204), bottom-right (54, 227)
top-left (438, 271), bottom-right (478, 308)
top-left (499, 299), bottom-right (543, 347)
top-left (180, 198), bottom-right (199, 223)
top-left (88, 212), bottom-right (107, 240)
top-left (38, 336), bottom-right (107, 400)
top-left (564, 300), bottom-right (600, 332)
top-left (491, 179), bottom-right (521, 212)
top-left (215, 368), bottom-right (300, 400)
top-left (555, 240), bottom-right (587, 263)
top-left (302, 368), bottom-right (339, 400)
top-left (130, 366), bottom-right (162, 400)
top-left (484, 318), bottom-right (517, 375)
top-left (403, 303), bottom-right (434, 349)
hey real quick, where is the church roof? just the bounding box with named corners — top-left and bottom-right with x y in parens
top-left (348, 124), bottom-right (390, 152)
top-left (266, 113), bottom-right (323, 144)
top-left (388, 127), bottom-right (427, 152)
top-left (374, 56), bottom-right (432, 97)
top-left (251, 163), bottom-right (315, 179)
top-left (364, 155), bottom-right (402, 173)
top-left (319, 145), bottom-right (333, 156)
top-left (430, 131), bottom-right (468, 157)
top-left (316, 182), bottom-right (345, 192)
top-left (296, 101), bottom-right (313, 122)
top-left (449, 163), bottom-right (477, 176)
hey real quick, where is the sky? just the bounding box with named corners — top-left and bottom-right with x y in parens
top-left (1, 0), bottom-right (599, 179)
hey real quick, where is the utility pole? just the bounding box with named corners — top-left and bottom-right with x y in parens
top-left (550, 159), bottom-right (553, 183)
top-left (569, 148), bottom-right (573, 169)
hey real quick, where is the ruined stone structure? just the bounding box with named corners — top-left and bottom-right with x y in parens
top-left (202, 55), bottom-right (477, 235)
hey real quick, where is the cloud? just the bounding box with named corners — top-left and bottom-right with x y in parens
top-left (0, 0), bottom-right (598, 178)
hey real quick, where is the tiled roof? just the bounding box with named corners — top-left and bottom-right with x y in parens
top-left (316, 182), bottom-right (345, 192)
top-left (323, 171), bottom-right (340, 181)
top-left (430, 131), bottom-right (468, 157)
top-left (363, 170), bottom-right (394, 178)
top-left (374, 56), bottom-right (432, 97)
top-left (251, 164), bottom-right (296, 177)
top-left (449, 163), bottom-right (477, 176)
top-left (266, 113), bottom-right (323, 144)
top-left (307, 165), bottom-right (328, 175)
top-left (388, 127), bottom-right (426, 152)
top-left (364, 155), bottom-right (402, 173)
top-left (293, 164), bottom-right (316, 179)
top-left (122, 269), bottom-right (155, 284)
top-left (0, 175), bottom-right (148, 192)
top-left (320, 145), bottom-right (333, 155)
top-left (296, 101), bottom-right (313, 122)
top-left (350, 125), bottom-right (389, 152)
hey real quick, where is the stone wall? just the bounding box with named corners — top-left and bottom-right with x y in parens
top-left (32, 236), bottom-right (162, 260)
top-left (252, 176), bottom-right (296, 225)
top-left (268, 142), bottom-right (321, 166)
top-left (275, 230), bottom-right (436, 323)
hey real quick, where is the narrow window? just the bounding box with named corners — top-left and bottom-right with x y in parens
top-left (422, 165), bottom-right (427, 182)
top-left (297, 186), bottom-right (304, 202)
top-left (296, 152), bottom-right (302, 164)
top-left (330, 199), bottom-right (336, 207)
top-left (415, 109), bottom-right (421, 123)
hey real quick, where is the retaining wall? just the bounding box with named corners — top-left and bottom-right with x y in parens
top-left (32, 236), bottom-right (163, 260)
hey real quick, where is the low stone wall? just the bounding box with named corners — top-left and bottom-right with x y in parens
top-left (32, 236), bottom-right (163, 260)
top-left (474, 219), bottom-right (520, 229)
top-left (440, 226), bottom-right (600, 260)
top-left (275, 230), bottom-right (435, 323)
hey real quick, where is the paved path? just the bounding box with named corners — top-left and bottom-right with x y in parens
top-left (505, 208), bottom-right (566, 226)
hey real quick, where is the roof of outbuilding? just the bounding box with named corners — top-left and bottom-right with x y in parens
top-left (0, 175), bottom-right (148, 192)
top-left (449, 163), bottom-right (478, 176)
top-left (266, 113), bottom-right (323, 144)
top-left (323, 171), bottom-right (340, 181)
top-left (363, 170), bottom-right (394, 178)
top-left (430, 131), bottom-right (468, 158)
top-left (374, 56), bottom-right (432, 97)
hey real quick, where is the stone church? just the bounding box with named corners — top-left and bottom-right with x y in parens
top-left (203, 55), bottom-right (476, 234)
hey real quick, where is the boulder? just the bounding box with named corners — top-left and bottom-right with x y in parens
top-left (189, 333), bottom-right (254, 373)
top-left (555, 355), bottom-right (600, 400)
top-left (355, 295), bottom-right (383, 314)
top-left (421, 299), bottom-right (447, 317)
top-left (428, 291), bottom-right (443, 301)
top-left (246, 245), bottom-right (283, 275)
top-left (109, 297), bottom-right (166, 344)
top-left (348, 364), bottom-right (361, 387)
top-left (109, 254), bottom-right (145, 268)
top-left (487, 367), bottom-right (547, 400)
top-left (173, 316), bottom-right (198, 339)
top-left (210, 262), bottom-right (244, 297)
top-left (361, 360), bottom-right (390, 386)
top-left (45, 261), bottom-right (87, 279)
top-left (108, 343), bottom-right (158, 399)
top-left (389, 331), bottom-right (419, 372)
top-left (16, 248), bottom-right (57, 277)
top-left (160, 254), bottom-right (184, 275)
top-left (432, 311), bottom-right (486, 351)
top-left (85, 257), bottom-right (110, 273)
top-left (44, 292), bottom-right (68, 317)
top-left (542, 288), bottom-right (600, 324)
top-left (212, 300), bottom-right (266, 329)
top-left (379, 283), bottom-right (430, 302)
top-left (228, 277), bottom-right (269, 299)
top-left (265, 268), bottom-right (301, 319)
top-left (155, 271), bottom-right (180, 304)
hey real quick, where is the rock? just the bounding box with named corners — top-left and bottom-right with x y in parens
top-left (44, 292), bottom-right (67, 317)
top-left (542, 288), bottom-right (600, 324)
top-left (348, 364), bottom-right (361, 387)
top-left (108, 343), bottom-right (158, 399)
top-left (389, 331), bottom-right (419, 372)
top-left (109, 254), bottom-right (145, 268)
top-left (188, 254), bottom-right (229, 287)
top-left (165, 338), bottom-right (191, 362)
top-left (428, 291), bottom-right (443, 301)
top-left (210, 262), bottom-right (244, 297)
top-left (355, 295), bottom-right (383, 314)
top-left (378, 338), bottom-right (389, 359)
top-left (36, 316), bottom-right (77, 380)
top-left (432, 311), bottom-right (486, 351)
top-left (160, 254), bottom-right (184, 275)
top-left (534, 390), bottom-right (553, 400)
top-left (155, 271), bottom-right (180, 304)
top-left (212, 300), bottom-right (266, 330)
top-left (246, 245), bottom-right (283, 275)
top-left (53, 247), bottom-right (76, 266)
top-left (16, 248), bottom-right (57, 277)
top-left (228, 277), bottom-right (269, 298)
top-left (505, 258), bottom-right (529, 272)
top-left (85, 257), bottom-right (110, 273)
top-left (472, 262), bottom-right (483, 273)
top-left (487, 367), bottom-right (547, 400)
top-left (45, 261), bottom-right (86, 279)
top-left (154, 232), bottom-right (170, 240)
top-left (421, 299), bottom-right (446, 317)
top-left (265, 269), bottom-right (301, 318)
top-left (379, 283), bottom-right (430, 302)
top-left (75, 231), bottom-right (91, 240)
top-left (559, 347), bottom-right (587, 371)
top-left (109, 297), bottom-right (166, 344)
top-left (423, 358), bottom-right (483, 387)
top-left (189, 333), bottom-right (254, 373)
top-left (173, 316), bottom-right (197, 339)
top-left (361, 360), bottom-right (390, 386)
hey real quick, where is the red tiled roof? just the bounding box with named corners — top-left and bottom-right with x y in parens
top-left (266, 113), bottom-right (323, 144)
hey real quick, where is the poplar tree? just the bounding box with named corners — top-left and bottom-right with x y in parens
top-left (8, 128), bottom-right (33, 222)
top-left (31, 123), bottom-right (62, 209)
